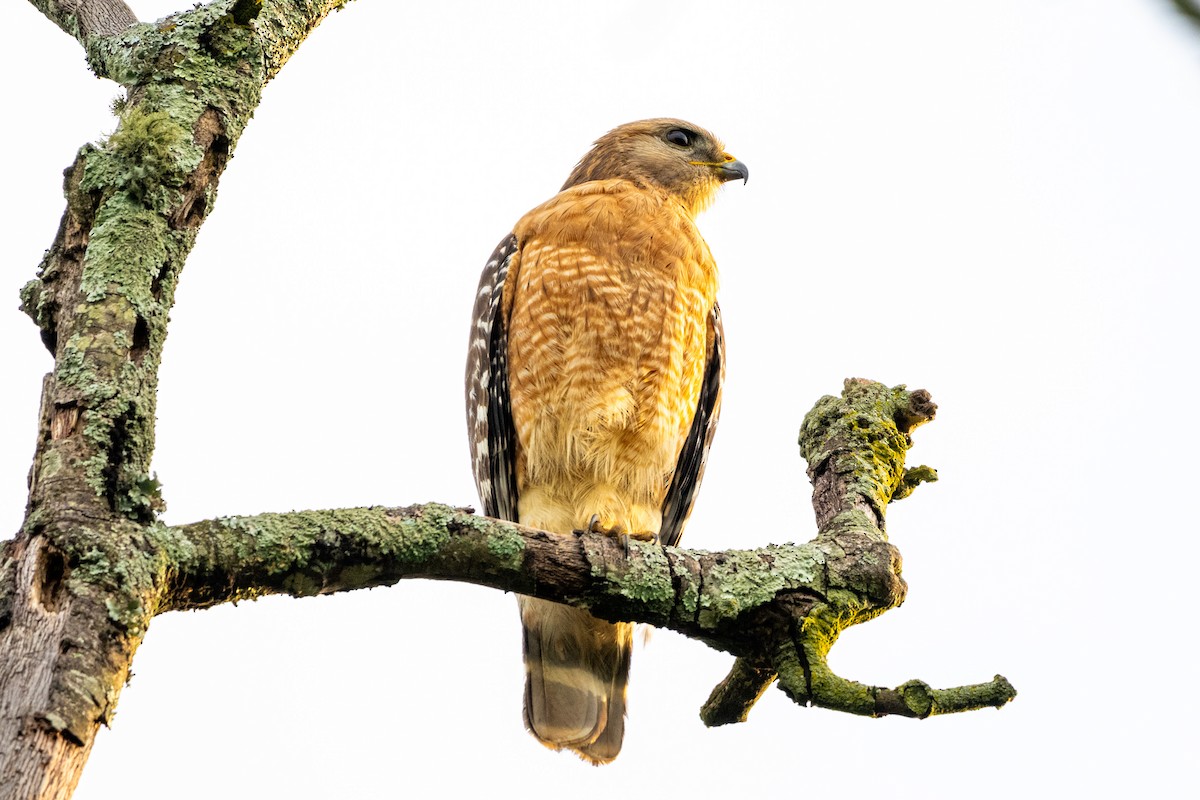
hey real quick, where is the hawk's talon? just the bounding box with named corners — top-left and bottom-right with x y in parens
top-left (572, 516), bottom-right (657, 555)
top-left (618, 531), bottom-right (659, 557)
top-left (574, 514), bottom-right (628, 537)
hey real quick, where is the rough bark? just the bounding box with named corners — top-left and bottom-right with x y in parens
top-left (28, 0), bottom-right (137, 40)
top-left (0, 2), bottom-right (1016, 797)
top-left (2, 2), bottom-right (343, 797)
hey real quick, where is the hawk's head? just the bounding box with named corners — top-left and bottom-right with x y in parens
top-left (562, 118), bottom-right (748, 214)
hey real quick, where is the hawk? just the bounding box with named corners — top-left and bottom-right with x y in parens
top-left (465, 118), bottom-right (746, 763)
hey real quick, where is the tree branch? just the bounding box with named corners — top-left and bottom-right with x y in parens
top-left (149, 380), bottom-right (1015, 723)
top-left (27, 0), bottom-right (350, 84)
top-left (26, 0), bottom-right (138, 42)
top-left (255, 0), bottom-right (355, 80)
top-left (1171, 0), bottom-right (1200, 28)
top-left (2, 5), bottom-right (365, 796)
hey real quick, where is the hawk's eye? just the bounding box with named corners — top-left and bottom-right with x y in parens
top-left (665, 129), bottom-right (693, 148)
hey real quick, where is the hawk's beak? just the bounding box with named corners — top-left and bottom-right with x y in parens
top-left (717, 159), bottom-right (749, 185)
top-left (691, 157), bottom-right (750, 185)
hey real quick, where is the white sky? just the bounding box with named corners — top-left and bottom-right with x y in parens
top-left (2, 1), bottom-right (1198, 797)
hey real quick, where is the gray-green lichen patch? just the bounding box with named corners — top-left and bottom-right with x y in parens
top-left (198, 506), bottom-right (455, 580)
top-left (211, 513), bottom-right (324, 574)
top-left (19, 278), bottom-right (51, 331)
top-left (616, 541), bottom-right (673, 606)
top-left (83, 108), bottom-right (191, 210)
top-left (799, 381), bottom-right (933, 529)
top-left (579, 537), bottom-right (675, 623)
top-left (57, 522), bottom-right (162, 638)
top-left (698, 544), bottom-right (827, 630)
top-left (39, 450), bottom-right (65, 484)
top-left (386, 505), bottom-right (453, 563)
top-left (667, 550), bottom-right (702, 620)
top-left (76, 200), bottom-right (170, 313)
top-left (89, 2), bottom-right (265, 138)
top-left (484, 524), bottom-right (526, 569)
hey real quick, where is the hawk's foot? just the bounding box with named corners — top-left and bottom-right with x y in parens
top-left (618, 530), bottom-right (659, 557)
top-left (574, 514), bottom-right (626, 537)
top-left (573, 515), bottom-right (658, 555)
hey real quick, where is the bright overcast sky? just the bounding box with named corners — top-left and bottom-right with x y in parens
top-left (2, 2), bottom-right (1198, 798)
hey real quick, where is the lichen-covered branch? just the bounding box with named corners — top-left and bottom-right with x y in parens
top-left (697, 380), bottom-right (1015, 722)
top-left (2, 3), bottom-right (371, 798)
top-left (153, 505), bottom-right (827, 651)
top-left (28, 0), bottom-right (351, 83)
top-left (148, 380), bottom-right (1015, 727)
top-left (254, 0), bottom-right (357, 80)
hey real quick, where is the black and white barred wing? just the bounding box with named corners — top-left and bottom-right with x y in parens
top-left (659, 303), bottom-right (725, 548)
top-left (465, 233), bottom-right (520, 521)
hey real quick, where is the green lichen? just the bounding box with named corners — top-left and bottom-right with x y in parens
top-left (120, 473), bottom-right (165, 518)
top-left (799, 382), bottom-right (933, 533)
top-left (804, 639), bottom-right (876, 715)
top-left (669, 552), bottom-right (701, 619)
top-left (801, 590), bottom-right (888, 658)
top-left (39, 450), bottom-right (65, 483)
top-left (485, 525), bottom-right (526, 569)
top-left (143, 521), bottom-right (196, 569)
top-left (390, 506), bottom-right (453, 563)
top-left (83, 108), bottom-right (191, 208)
top-left (199, 507), bottom-right (454, 581)
top-left (78, 199), bottom-right (170, 312)
top-left (697, 544), bottom-right (826, 629)
top-left (19, 278), bottom-right (49, 330)
top-left (894, 464), bottom-right (938, 501)
top-left (614, 541), bottom-right (673, 606)
top-left (780, 591), bottom-right (891, 715)
top-left (94, 2), bottom-right (265, 144)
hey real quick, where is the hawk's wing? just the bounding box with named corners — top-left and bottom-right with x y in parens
top-left (465, 234), bottom-right (520, 521)
top-left (659, 303), bottom-right (725, 547)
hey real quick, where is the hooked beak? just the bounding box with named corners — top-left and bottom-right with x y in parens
top-left (717, 159), bottom-right (749, 185)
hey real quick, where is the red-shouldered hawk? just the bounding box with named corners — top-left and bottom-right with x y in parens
top-left (466, 119), bottom-right (746, 764)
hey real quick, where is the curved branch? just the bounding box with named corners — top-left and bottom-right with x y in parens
top-left (150, 381), bottom-right (1014, 724)
top-left (156, 505), bottom-right (821, 649)
top-left (254, 0), bottom-right (356, 80)
top-left (28, 0), bottom-right (349, 85)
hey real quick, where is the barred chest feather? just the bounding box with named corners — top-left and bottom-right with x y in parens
top-left (503, 180), bottom-right (718, 534)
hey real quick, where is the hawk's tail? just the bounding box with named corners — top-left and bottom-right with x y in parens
top-left (518, 596), bottom-right (632, 765)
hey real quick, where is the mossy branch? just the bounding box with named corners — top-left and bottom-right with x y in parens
top-left (29, 0), bottom-right (349, 83)
top-left (149, 380), bottom-right (1014, 725)
top-left (701, 380), bottom-right (1015, 721)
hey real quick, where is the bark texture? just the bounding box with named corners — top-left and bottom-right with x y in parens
top-left (1, 2), bottom-right (1016, 798)
top-left (2, 2), bottom-right (348, 798)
